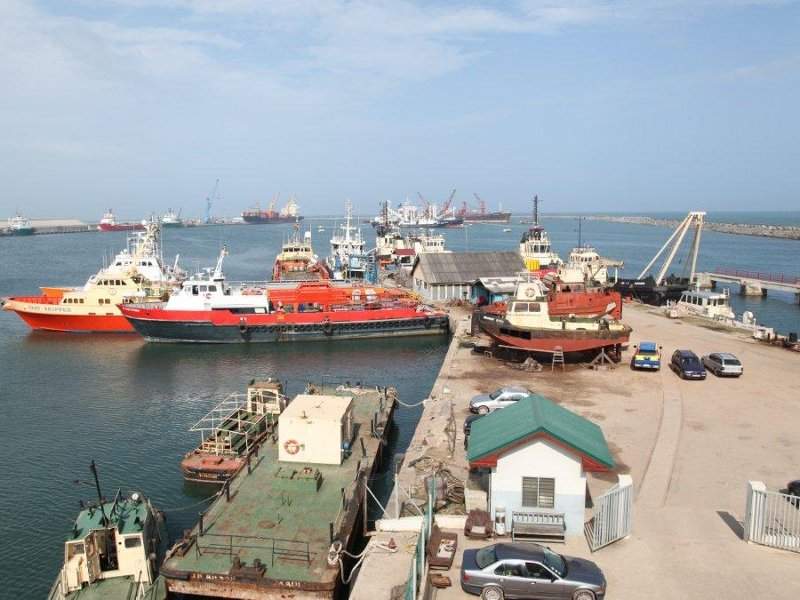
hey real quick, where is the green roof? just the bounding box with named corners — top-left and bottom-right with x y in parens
top-left (467, 395), bottom-right (614, 469)
top-left (71, 496), bottom-right (150, 540)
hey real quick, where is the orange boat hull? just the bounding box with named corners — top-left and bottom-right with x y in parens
top-left (3, 297), bottom-right (134, 332)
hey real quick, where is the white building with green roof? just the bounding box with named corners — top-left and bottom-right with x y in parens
top-left (468, 394), bottom-right (615, 536)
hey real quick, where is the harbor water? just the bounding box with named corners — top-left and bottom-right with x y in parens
top-left (0, 213), bottom-right (798, 597)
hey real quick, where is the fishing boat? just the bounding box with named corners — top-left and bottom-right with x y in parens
top-left (478, 276), bottom-right (631, 354)
top-left (3, 220), bottom-right (183, 332)
top-left (97, 209), bottom-right (145, 232)
top-left (47, 462), bottom-right (168, 600)
top-left (242, 197), bottom-right (303, 224)
top-left (182, 379), bottom-right (287, 483)
top-left (273, 224), bottom-right (330, 281)
top-left (119, 248), bottom-right (449, 343)
top-left (326, 201), bottom-right (372, 281)
top-left (161, 208), bottom-right (183, 228)
top-left (558, 246), bottom-right (624, 287)
top-left (7, 214), bottom-right (34, 236)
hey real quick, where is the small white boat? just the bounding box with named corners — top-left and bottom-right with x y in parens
top-left (503, 228), bottom-right (512, 233)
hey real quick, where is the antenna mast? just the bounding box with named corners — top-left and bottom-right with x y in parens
top-left (89, 460), bottom-right (110, 527)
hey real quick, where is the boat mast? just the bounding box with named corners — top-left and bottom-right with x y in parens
top-left (212, 246), bottom-right (228, 281)
top-left (89, 460), bottom-right (110, 527)
top-left (577, 216), bottom-right (583, 248)
top-left (532, 195), bottom-right (540, 226)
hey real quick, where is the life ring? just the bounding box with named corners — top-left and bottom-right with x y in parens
top-left (109, 289), bottom-right (117, 296)
top-left (322, 318), bottom-right (333, 336)
top-left (284, 439), bottom-right (301, 455)
top-left (525, 288), bottom-right (536, 298)
top-left (205, 292), bottom-right (212, 299)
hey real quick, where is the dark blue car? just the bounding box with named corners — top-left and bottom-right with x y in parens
top-left (670, 350), bottom-right (706, 380)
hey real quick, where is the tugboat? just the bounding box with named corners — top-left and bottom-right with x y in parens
top-left (272, 223), bottom-right (330, 281)
top-left (47, 462), bottom-right (168, 600)
top-left (7, 213), bottom-right (34, 236)
top-left (478, 276), bottom-right (631, 354)
top-left (519, 196), bottom-right (561, 274)
top-left (97, 209), bottom-right (145, 232)
top-left (326, 201), bottom-right (372, 281)
top-left (119, 247), bottom-right (449, 343)
top-left (3, 220), bottom-right (183, 332)
top-left (182, 379), bottom-right (287, 483)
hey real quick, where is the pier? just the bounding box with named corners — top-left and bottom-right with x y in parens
top-left (697, 268), bottom-right (800, 300)
top-left (375, 302), bottom-right (800, 600)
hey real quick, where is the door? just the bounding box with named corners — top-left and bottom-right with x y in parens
top-left (523, 562), bottom-right (559, 599)
top-left (493, 561), bottom-right (529, 597)
top-left (84, 533), bottom-right (101, 583)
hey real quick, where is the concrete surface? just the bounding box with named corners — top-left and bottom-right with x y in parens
top-left (390, 302), bottom-right (800, 599)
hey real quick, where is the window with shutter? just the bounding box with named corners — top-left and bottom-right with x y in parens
top-left (521, 477), bottom-right (555, 509)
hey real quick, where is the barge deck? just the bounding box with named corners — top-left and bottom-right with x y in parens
top-left (161, 383), bottom-right (396, 599)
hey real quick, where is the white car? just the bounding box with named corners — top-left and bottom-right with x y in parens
top-left (702, 352), bottom-right (743, 377)
top-left (469, 386), bottom-right (533, 414)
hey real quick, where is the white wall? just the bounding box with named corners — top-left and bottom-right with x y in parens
top-left (489, 438), bottom-right (587, 535)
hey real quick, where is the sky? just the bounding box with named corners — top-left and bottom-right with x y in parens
top-left (1, 0), bottom-right (799, 219)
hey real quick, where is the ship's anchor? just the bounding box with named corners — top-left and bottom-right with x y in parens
top-left (322, 318), bottom-right (333, 336)
top-left (239, 317), bottom-right (250, 339)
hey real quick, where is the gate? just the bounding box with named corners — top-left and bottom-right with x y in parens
top-left (744, 481), bottom-right (800, 553)
top-left (585, 475), bottom-right (633, 551)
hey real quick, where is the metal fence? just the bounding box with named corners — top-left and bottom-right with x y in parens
top-left (404, 478), bottom-right (434, 600)
top-left (745, 481), bottom-right (800, 553)
top-left (585, 475), bottom-right (633, 552)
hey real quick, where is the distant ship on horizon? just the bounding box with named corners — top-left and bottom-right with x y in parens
top-left (242, 196), bottom-right (303, 224)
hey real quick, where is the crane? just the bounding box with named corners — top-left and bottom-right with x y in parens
top-left (473, 193), bottom-right (486, 216)
top-left (440, 188), bottom-right (457, 215)
top-left (205, 179), bottom-right (220, 224)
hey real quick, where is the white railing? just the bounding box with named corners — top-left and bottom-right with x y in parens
top-left (745, 481), bottom-right (800, 553)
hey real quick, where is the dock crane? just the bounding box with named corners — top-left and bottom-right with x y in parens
top-left (440, 189), bottom-right (456, 216)
top-left (638, 211), bottom-right (706, 285)
top-left (205, 179), bottom-right (220, 224)
top-left (473, 193), bottom-right (486, 216)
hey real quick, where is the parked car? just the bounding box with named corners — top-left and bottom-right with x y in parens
top-left (461, 543), bottom-right (606, 600)
top-left (701, 352), bottom-right (743, 377)
top-left (669, 350), bottom-right (706, 380)
top-left (469, 386), bottom-right (533, 414)
top-left (630, 341), bottom-right (662, 370)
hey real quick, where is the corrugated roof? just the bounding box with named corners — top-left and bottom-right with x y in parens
top-left (467, 395), bottom-right (615, 469)
top-left (412, 252), bottom-right (524, 284)
top-left (476, 276), bottom-right (521, 294)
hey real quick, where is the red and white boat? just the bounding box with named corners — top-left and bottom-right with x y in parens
top-left (3, 221), bottom-right (183, 332)
top-left (97, 209), bottom-right (145, 232)
top-left (478, 277), bottom-right (631, 354)
top-left (120, 248), bottom-right (449, 343)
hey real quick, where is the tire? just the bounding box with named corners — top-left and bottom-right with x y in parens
top-left (480, 585), bottom-right (504, 600)
top-left (573, 590), bottom-right (596, 600)
top-left (478, 406), bottom-right (490, 415)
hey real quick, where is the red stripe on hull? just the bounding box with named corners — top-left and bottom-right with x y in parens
top-left (8, 309), bottom-right (134, 332)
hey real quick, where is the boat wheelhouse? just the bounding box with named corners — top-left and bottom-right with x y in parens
top-left (326, 201), bottom-right (371, 281)
top-left (559, 246), bottom-right (623, 286)
top-left (182, 379), bottom-right (287, 483)
top-left (676, 288), bottom-right (735, 321)
top-left (48, 464), bottom-right (167, 600)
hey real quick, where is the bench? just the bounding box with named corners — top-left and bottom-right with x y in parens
top-left (511, 511), bottom-right (566, 543)
top-left (426, 524), bottom-right (458, 570)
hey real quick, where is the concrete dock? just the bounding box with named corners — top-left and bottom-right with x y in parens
top-left (384, 302), bottom-right (800, 600)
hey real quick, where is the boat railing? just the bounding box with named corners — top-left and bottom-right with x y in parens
top-left (12, 295), bottom-right (62, 305)
top-left (46, 568), bottom-right (66, 600)
top-left (193, 533), bottom-right (311, 566)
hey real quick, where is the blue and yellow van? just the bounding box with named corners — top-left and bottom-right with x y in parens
top-left (631, 342), bottom-right (662, 370)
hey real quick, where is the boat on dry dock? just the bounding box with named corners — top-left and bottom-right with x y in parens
top-left (160, 383), bottom-right (396, 599)
top-left (47, 462), bottom-right (168, 600)
top-left (3, 220), bottom-right (184, 332)
top-left (119, 248), bottom-right (449, 343)
top-left (182, 379), bottom-right (287, 484)
top-left (479, 276), bottom-right (631, 354)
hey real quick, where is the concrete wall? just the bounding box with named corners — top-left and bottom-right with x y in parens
top-left (489, 438), bottom-right (587, 535)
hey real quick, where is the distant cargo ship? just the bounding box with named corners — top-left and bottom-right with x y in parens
top-left (6, 214), bottom-right (34, 236)
top-left (161, 208), bottom-right (184, 228)
top-left (97, 209), bottom-right (145, 232)
top-left (458, 194), bottom-right (511, 223)
top-left (242, 197), bottom-right (303, 224)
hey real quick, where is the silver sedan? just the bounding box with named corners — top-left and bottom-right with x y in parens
top-left (461, 543), bottom-right (606, 600)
